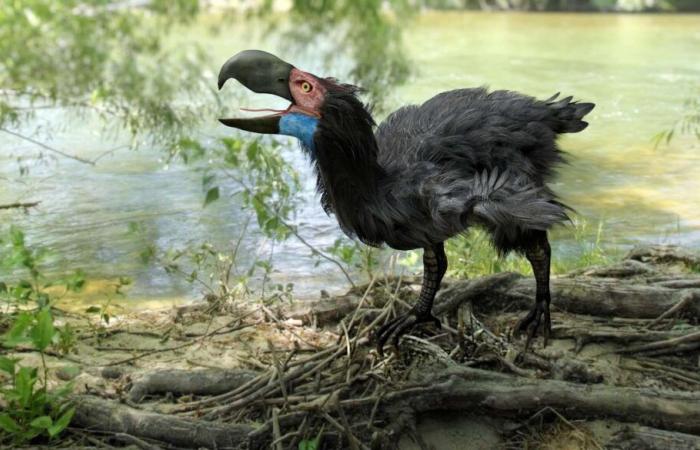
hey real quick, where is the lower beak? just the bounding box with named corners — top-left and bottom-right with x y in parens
top-left (218, 116), bottom-right (280, 134)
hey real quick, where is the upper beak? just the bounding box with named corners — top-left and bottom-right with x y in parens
top-left (218, 49), bottom-right (294, 100)
top-left (217, 50), bottom-right (295, 133)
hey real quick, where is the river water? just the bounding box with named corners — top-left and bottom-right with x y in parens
top-left (1, 12), bottom-right (699, 305)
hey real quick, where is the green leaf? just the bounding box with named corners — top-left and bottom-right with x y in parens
top-left (47, 407), bottom-right (74, 437)
top-left (298, 436), bottom-right (320, 450)
top-left (0, 413), bottom-right (21, 433)
top-left (30, 308), bottom-right (55, 351)
top-left (139, 245), bottom-right (156, 264)
top-left (203, 186), bottom-right (220, 207)
top-left (202, 173), bottom-right (215, 187)
top-left (85, 306), bottom-right (101, 313)
top-left (0, 356), bottom-right (19, 375)
top-left (30, 415), bottom-right (53, 429)
top-left (9, 225), bottom-right (25, 247)
top-left (64, 270), bottom-right (86, 292)
top-left (15, 366), bottom-right (38, 407)
top-left (3, 312), bottom-right (33, 347)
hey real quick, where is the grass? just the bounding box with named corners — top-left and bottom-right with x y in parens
top-left (444, 218), bottom-right (617, 279)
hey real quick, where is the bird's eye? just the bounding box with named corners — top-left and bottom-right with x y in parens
top-left (301, 81), bottom-right (312, 93)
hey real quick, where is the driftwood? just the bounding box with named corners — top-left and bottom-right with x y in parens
top-left (65, 245), bottom-right (700, 449)
top-left (242, 361), bottom-right (700, 449)
top-left (608, 425), bottom-right (700, 450)
top-left (0, 201), bottom-right (40, 211)
top-left (435, 272), bottom-right (700, 320)
top-left (72, 395), bottom-right (253, 449)
top-left (127, 368), bottom-right (258, 403)
top-left (292, 247), bottom-right (700, 328)
top-left (369, 365), bottom-right (700, 435)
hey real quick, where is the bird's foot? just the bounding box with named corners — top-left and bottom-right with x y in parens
top-left (515, 300), bottom-right (551, 351)
top-left (375, 309), bottom-right (441, 357)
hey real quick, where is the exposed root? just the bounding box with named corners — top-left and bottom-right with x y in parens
top-left (60, 245), bottom-right (700, 449)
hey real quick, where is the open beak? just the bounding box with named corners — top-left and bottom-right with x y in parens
top-left (217, 50), bottom-right (294, 134)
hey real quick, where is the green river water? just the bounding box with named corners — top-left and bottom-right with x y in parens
top-left (1, 12), bottom-right (699, 304)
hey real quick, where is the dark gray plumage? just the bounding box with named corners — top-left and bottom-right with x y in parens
top-left (313, 86), bottom-right (593, 253)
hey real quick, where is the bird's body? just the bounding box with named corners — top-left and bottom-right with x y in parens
top-left (217, 50), bottom-right (595, 352)
top-left (314, 86), bottom-right (591, 253)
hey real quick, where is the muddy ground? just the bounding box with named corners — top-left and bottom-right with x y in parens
top-left (4, 245), bottom-right (700, 449)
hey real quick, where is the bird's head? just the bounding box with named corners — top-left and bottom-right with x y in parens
top-left (219, 50), bottom-right (374, 156)
top-left (218, 49), bottom-right (361, 153)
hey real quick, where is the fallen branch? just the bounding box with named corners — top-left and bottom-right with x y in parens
top-left (127, 368), bottom-right (258, 403)
top-left (434, 272), bottom-right (700, 320)
top-left (616, 330), bottom-right (700, 356)
top-left (0, 201), bottom-right (40, 211)
top-left (609, 424), bottom-right (700, 450)
top-left (72, 395), bottom-right (253, 449)
top-left (339, 365), bottom-right (700, 436)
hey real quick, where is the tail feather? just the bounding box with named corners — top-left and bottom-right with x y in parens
top-left (467, 169), bottom-right (569, 241)
top-left (546, 94), bottom-right (595, 133)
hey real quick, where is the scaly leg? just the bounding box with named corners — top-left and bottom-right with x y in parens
top-left (515, 230), bottom-right (552, 350)
top-left (375, 242), bottom-right (447, 356)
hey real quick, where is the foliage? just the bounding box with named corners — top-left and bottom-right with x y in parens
top-left (0, 226), bottom-right (83, 444)
top-left (259, 0), bottom-right (414, 111)
top-left (326, 238), bottom-right (381, 282)
top-left (445, 218), bottom-right (613, 278)
top-left (0, 0), bottom-right (210, 147)
top-left (653, 94), bottom-right (700, 149)
top-left (175, 135), bottom-right (302, 240)
top-left (420, 0), bottom-right (699, 11)
top-left (0, 359), bottom-right (74, 445)
top-left (82, 277), bottom-right (132, 341)
top-left (159, 237), bottom-right (294, 308)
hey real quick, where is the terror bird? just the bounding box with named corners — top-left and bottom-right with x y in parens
top-left (217, 50), bottom-right (594, 354)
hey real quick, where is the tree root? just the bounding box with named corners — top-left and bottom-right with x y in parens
top-left (72, 395), bottom-right (253, 449)
top-left (64, 245), bottom-right (700, 449)
top-left (608, 424), bottom-right (700, 450)
top-left (127, 368), bottom-right (258, 403)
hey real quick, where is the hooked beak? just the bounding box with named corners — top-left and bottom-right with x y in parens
top-left (217, 50), bottom-right (294, 134)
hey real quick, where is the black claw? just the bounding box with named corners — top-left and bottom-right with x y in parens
top-left (374, 310), bottom-right (440, 356)
top-left (515, 300), bottom-right (551, 351)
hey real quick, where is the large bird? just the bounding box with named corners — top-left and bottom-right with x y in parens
top-left (217, 50), bottom-right (594, 354)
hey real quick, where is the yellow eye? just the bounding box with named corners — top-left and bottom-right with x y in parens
top-left (301, 81), bottom-right (312, 93)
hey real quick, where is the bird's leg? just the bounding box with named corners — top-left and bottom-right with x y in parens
top-left (375, 242), bottom-right (447, 355)
top-left (515, 230), bottom-right (552, 350)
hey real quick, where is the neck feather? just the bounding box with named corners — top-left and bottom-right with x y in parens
top-left (311, 89), bottom-right (386, 242)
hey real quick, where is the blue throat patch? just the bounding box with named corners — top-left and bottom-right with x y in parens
top-left (279, 113), bottom-right (318, 155)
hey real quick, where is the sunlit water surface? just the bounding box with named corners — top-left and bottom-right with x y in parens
top-left (1, 12), bottom-right (699, 305)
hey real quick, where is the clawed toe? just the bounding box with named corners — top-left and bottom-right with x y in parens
top-left (375, 310), bottom-right (440, 356)
top-left (515, 301), bottom-right (551, 351)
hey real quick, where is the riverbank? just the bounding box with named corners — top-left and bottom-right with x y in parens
top-left (4, 245), bottom-right (699, 449)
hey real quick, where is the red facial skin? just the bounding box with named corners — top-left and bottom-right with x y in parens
top-left (288, 68), bottom-right (326, 118)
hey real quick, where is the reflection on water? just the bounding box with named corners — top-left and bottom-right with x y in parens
top-left (1, 12), bottom-right (699, 303)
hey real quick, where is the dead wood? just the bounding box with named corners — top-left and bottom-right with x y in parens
top-left (608, 424), bottom-right (700, 450)
top-left (72, 395), bottom-right (253, 449)
top-left (434, 272), bottom-right (700, 320)
top-left (127, 368), bottom-right (258, 403)
top-left (340, 365), bottom-right (700, 435)
top-left (626, 245), bottom-right (700, 270)
top-left (65, 245), bottom-right (700, 449)
top-left (243, 362), bottom-right (700, 449)
top-left (287, 247), bottom-right (700, 329)
top-left (0, 201), bottom-right (40, 210)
